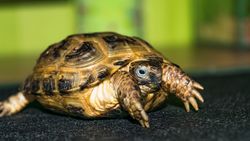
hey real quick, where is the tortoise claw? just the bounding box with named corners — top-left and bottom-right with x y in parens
top-left (181, 80), bottom-right (204, 112)
top-left (139, 119), bottom-right (150, 128)
top-left (144, 121), bottom-right (150, 128)
top-left (188, 97), bottom-right (199, 111)
top-left (140, 110), bottom-right (149, 128)
top-left (184, 101), bottom-right (190, 112)
top-left (134, 102), bottom-right (149, 128)
top-left (192, 89), bottom-right (204, 103)
top-left (193, 82), bottom-right (204, 90)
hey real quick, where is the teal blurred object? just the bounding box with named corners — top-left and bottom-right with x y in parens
top-left (197, 0), bottom-right (250, 47)
top-left (237, 0), bottom-right (249, 47)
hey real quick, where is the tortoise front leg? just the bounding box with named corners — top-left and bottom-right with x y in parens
top-left (161, 63), bottom-right (204, 112)
top-left (111, 71), bottom-right (149, 128)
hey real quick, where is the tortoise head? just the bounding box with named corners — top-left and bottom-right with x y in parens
top-left (129, 57), bottom-right (163, 93)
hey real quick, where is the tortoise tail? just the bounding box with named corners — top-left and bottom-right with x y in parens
top-left (0, 92), bottom-right (34, 117)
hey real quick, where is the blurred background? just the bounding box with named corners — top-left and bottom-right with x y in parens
top-left (0, 0), bottom-right (250, 84)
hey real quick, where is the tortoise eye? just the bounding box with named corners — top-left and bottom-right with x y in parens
top-left (135, 66), bottom-right (149, 78)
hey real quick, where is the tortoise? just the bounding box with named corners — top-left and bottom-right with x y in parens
top-left (0, 32), bottom-right (204, 128)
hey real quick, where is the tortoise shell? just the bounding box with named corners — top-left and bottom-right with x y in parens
top-left (23, 32), bottom-right (166, 117)
top-left (24, 32), bottom-right (164, 95)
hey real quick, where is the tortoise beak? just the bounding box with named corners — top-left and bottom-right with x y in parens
top-left (149, 74), bottom-right (161, 90)
top-left (149, 83), bottom-right (160, 90)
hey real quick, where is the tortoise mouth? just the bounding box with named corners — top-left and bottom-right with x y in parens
top-left (148, 83), bottom-right (161, 90)
top-left (139, 83), bottom-right (161, 94)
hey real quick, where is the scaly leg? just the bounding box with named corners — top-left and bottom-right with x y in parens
top-left (162, 63), bottom-right (204, 112)
top-left (111, 71), bottom-right (149, 128)
top-left (0, 92), bottom-right (34, 117)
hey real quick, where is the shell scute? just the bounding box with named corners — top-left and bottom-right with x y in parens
top-left (97, 67), bottom-right (110, 80)
top-left (65, 41), bottom-right (96, 61)
top-left (64, 41), bottom-right (104, 68)
top-left (79, 74), bottom-right (95, 90)
top-left (58, 79), bottom-right (73, 94)
top-left (31, 80), bottom-right (40, 94)
top-left (42, 77), bottom-right (55, 96)
top-left (38, 39), bottom-right (69, 64)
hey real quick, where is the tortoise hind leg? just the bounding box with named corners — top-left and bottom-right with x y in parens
top-left (0, 92), bottom-right (34, 117)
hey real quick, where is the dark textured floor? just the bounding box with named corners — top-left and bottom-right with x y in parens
top-left (0, 72), bottom-right (250, 141)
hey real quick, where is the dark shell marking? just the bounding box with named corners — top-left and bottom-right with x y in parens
top-left (58, 79), bottom-right (72, 94)
top-left (113, 59), bottom-right (130, 66)
top-left (97, 67), bottom-right (110, 80)
top-left (79, 75), bottom-right (95, 90)
top-left (64, 41), bottom-right (104, 67)
top-left (26, 76), bottom-right (74, 96)
top-left (23, 76), bottom-right (40, 95)
top-left (103, 35), bottom-right (123, 49)
top-left (103, 35), bottom-right (140, 49)
top-left (65, 41), bottom-right (96, 61)
top-left (38, 40), bottom-right (69, 62)
top-left (23, 76), bottom-right (42, 96)
top-left (147, 56), bottom-right (163, 68)
top-left (147, 56), bottom-right (163, 63)
top-left (31, 80), bottom-right (40, 94)
top-left (43, 77), bottom-right (55, 95)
